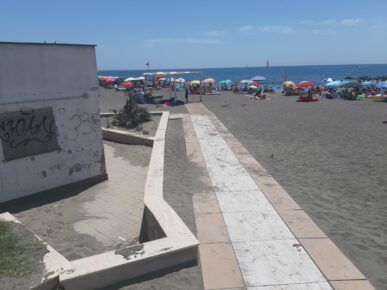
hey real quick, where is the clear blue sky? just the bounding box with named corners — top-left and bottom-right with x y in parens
top-left (1, 0), bottom-right (386, 69)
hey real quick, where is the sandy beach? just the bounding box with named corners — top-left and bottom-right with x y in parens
top-left (201, 91), bottom-right (387, 289)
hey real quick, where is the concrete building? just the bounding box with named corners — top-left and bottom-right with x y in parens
top-left (0, 42), bottom-right (106, 203)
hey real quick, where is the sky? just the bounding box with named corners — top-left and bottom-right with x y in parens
top-left (1, 0), bottom-right (387, 70)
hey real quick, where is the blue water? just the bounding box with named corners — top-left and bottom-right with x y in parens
top-left (99, 64), bottom-right (387, 86)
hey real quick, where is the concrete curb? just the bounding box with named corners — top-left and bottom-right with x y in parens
top-left (102, 127), bottom-right (154, 146)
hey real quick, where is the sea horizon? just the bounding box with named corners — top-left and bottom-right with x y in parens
top-left (99, 63), bottom-right (387, 72)
top-left (99, 63), bottom-right (387, 84)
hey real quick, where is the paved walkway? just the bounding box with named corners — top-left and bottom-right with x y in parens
top-left (14, 141), bottom-right (150, 260)
top-left (185, 103), bottom-right (374, 290)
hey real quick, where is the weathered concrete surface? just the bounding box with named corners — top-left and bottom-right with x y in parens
top-left (0, 43), bottom-right (105, 203)
top-left (102, 128), bottom-right (154, 146)
top-left (14, 141), bottom-right (151, 260)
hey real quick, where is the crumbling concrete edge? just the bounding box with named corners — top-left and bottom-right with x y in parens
top-left (0, 212), bottom-right (73, 287)
top-left (102, 127), bottom-right (154, 146)
top-left (1, 111), bottom-right (199, 290)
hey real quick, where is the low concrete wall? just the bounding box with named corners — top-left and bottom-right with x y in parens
top-left (102, 128), bottom-right (154, 146)
top-left (139, 206), bottom-right (166, 243)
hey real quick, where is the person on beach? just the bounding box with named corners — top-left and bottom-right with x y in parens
top-left (185, 86), bottom-right (189, 103)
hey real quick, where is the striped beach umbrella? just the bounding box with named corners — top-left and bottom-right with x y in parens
top-left (298, 81), bottom-right (315, 88)
top-left (202, 78), bottom-right (216, 84)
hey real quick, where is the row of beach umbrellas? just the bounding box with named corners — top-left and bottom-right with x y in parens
top-left (283, 79), bottom-right (387, 89)
top-left (190, 78), bottom-right (216, 85)
top-left (283, 81), bottom-right (315, 88)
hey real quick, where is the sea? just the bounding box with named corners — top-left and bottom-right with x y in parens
top-left (99, 64), bottom-right (387, 89)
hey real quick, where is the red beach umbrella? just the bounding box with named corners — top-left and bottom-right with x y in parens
top-left (250, 81), bottom-right (261, 86)
top-left (121, 81), bottom-right (133, 88)
top-left (298, 81), bottom-right (315, 88)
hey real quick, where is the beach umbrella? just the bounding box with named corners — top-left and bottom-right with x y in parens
top-left (376, 82), bottom-right (387, 88)
top-left (283, 81), bottom-right (296, 88)
top-left (219, 80), bottom-right (232, 84)
top-left (340, 80), bottom-right (360, 88)
top-left (121, 81), bottom-right (133, 88)
top-left (249, 85), bottom-right (258, 89)
top-left (202, 78), bottom-right (216, 84)
top-left (175, 78), bottom-right (185, 83)
top-left (298, 81), bottom-right (315, 88)
top-left (361, 81), bottom-right (375, 87)
top-left (159, 77), bottom-right (166, 81)
top-left (251, 75), bottom-right (267, 81)
top-left (240, 79), bottom-right (253, 84)
top-left (325, 80), bottom-right (342, 88)
top-left (190, 80), bottom-right (201, 85)
top-left (250, 81), bottom-right (261, 86)
top-left (124, 77), bottom-right (135, 81)
top-left (137, 76), bottom-right (145, 81)
top-left (104, 77), bottom-right (117, 83)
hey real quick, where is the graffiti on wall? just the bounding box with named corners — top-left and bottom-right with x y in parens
top-left (69, 112), bottom-right (100, 146)
top-left (0, 107), bottom-right (60, 161)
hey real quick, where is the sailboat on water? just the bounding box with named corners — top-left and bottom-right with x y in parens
top-left (266, 60), bottom-right (270, 69)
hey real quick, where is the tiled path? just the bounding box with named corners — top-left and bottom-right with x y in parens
top-left (184, 103), bottom-right (375, 290)
top-left (14, 141), bottom-right (150, 260)
top-left (73, 141), bottom-right (148, 247)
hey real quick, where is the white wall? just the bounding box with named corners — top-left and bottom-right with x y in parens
top-left (0, 43), bottom-right (106, 203)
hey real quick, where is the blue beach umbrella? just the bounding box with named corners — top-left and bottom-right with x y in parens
top-left (376, 82), bottom-right (387, 88)
top-left (325, 80), bottom-right (342, 88)
top-left (250, 75), bottom-right (267, 81)
top-left (361, 81), bottom-right (376, 88)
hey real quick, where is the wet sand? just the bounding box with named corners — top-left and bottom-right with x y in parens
top-left (202, 91), bottom-right (387, 289)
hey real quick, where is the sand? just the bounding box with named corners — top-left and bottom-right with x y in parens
top-left (202, 91), bottom-right (387, 290)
